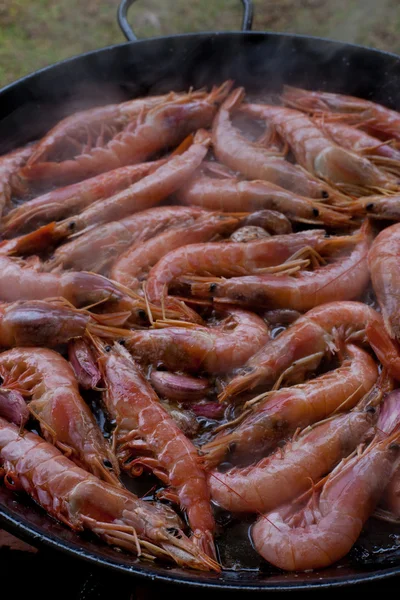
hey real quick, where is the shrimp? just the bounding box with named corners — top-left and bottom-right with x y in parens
top-left (177, 172), bottom-right (351, 226)
top-left (251, 390), bottom-right (400, 571)
top-left (369, 222), bottom-right (400, 339)
top-left (0, 144), bottom-right (35, 217)
top-left (203, 344), bottom-right (378, 468)
top-left (0, 300), bottom-right (92, 348)
top-left (241, 210), bottom-right (293, 235)
top-left (209, 389), bottom-right (382, 512)
top-left (1, 160), bottom-right (164, 237)
top-left (52, 129), bottom-right (211, 237)
top-left (0, 418), bottom-right (219, 571)
top-left (219, 301), bottom-right (382, 401)
top-left (317, 119), bottom-right (400, 174)
top-left (191, 221), bottom-right (372, 310)
top-left (242, 103), bottom-right (399, 195)
top-left (26, 91), bottom-right (203, 166)
top-left (146, 229), bottom-right (327, 307)
top-left (213, 88), bottom-right (343, 201)
top-left (110, 213), bottom-right (240, 291)
top-left (94, 341), bottom-right (217, 559)
top-left (0, 348), bottom-right (120, 484)
top-left (21, 83), bottom-right (231, 186)
top-left (118, 308), bottom-right (270, 374)
top-left (282, 85), bottom-right (400, 143)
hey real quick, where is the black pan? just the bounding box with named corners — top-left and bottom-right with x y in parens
top-left (1, 0), bottom-right (400, 590)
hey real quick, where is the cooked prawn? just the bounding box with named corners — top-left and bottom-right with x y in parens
top-left (95, 341), bottom-right (216, 559)
top-left (209, 386), bottom-right (382, 512)
top-left (191, 220), bottom-right (372, 310)
top-left (146, 229), bottom-right (327, 307)
top-left (177, 172), bottom-right (351, 226)
top-left (110, 213), bottom-right (240, 291)
top-left (0, 347), bottom-right (120, 484)
top-left (118, 308), bottom-right (270, 374)
top-left (242, 103), bottom-right (399, 195)
top-left (219, 301), bottom-right (383, 401)
top-left (1, 160), bottom-right (164, 237)
top-left (0, 144), bottom-right (35, 217)
top-left (21, 83), bottom-right (231, 185)
top-left (203, 344), bottom-right (378, 468)
top-left (52, 129), bottom-right (211, 237)
top-left (213, 88), bottom-right (344, 200)
top-left (251, 390), bottom-right (400, 571)
top-left (283, 85), bottom-right (400, 143)
top-left (0, 418), bottom-right (219, 571)
top-left (47, 206), bottom-right (208, 274)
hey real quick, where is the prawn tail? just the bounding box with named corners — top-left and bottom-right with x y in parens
top-left (366, 318), bottom-right (400, 381)
top-left (210, 80), bottom-right (235, 105)
top-left (356, 368), bottom-right (395, 411)
top-left (201, 433), bottom-right (236, 468)
top-left (220, 87), bottom-right (245, 112)
top-left (192, 529), bottom-right (218, 561)
top-left (0, 222), bottom-right (62, 256)
top-left (376, 389), bottom-right (400, 441)
top-left (218, 369), bottom-right (260, 403)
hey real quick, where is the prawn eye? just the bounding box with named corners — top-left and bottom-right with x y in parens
top-left (321, 190), bottom-right (329, 199)
top-left (312, 208), bottom-right (319, 217)
top-left (209, 283), bottom-right (217, 294)
top-left (167, 527), bottom-right (182, 538)
top-left (228, 441), bottom-right (237, 453)
top-left (105, 345), bottom-right (112, 352)
top-left (138, 309), bottom-right (147, 320)
top-left (366, 203), bottom-right (374, 211)
top-left (389, 443), bottom-right (400, 451)
top-left (366, 406), bottom-right (376, 414)
top-left (103, 459), bottom-right (113, 469)
top-left (68, 221), bottom-right (76, 231)
top-left (118, 339), bottom-right (126, 346)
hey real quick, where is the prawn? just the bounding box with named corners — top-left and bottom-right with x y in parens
top-left (21, 83), bottom-right (231, 186)
top-left (209, 381), bottom-right (384, 512)
top-left (1, 160), bottom-right (165, 237)
top-left (94, 340), bottom-right (217, 559)
top-left (177, 172), bottom-right (351, 226)
top-left (0, 418), bottom-right (219, 571)
top-left (203, 344), bottom-right (378, 468)
top-left (218, 301), bottom-right (384, 401)
top-left (282, 85), bottom-right (400, 143)
top-left (251, 389), bottom-right (400, 571)
top-left (145, 229), bottom-right (327, 308)
top-left (117, 308), bottom-right (270, 374)
top-left (242, 103), bottom-right (399, 195)
top-left (0, 144), bottom-right (35, 217)
top-left (46, 206), bottom-right (208, 275)
top-left (191, 220), bottom-right (372, 310)
top-left (110, 213), bottom-right (240, 291)
top-left (346, 193), bottom-right (400, 220)
top-left (212, 88), bottom-right (344, 201)
top-left (368, 222), bottom-right (400, 339)
top-left (52, 128), bottom-right (211, 237)
top-left (0, 347), bottom-right (120, 484)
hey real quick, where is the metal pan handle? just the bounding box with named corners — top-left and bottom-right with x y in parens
top-left (117, 0), bottom-right (254, 42)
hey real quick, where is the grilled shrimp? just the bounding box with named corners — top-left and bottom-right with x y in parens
top-left (21, 83), bottom-right (231, 185)
top-left (0, 144), bottom-right (35, 217)
top-left (119, 308), bottom-right (270, 374)
top-left (219, 301), bottom-right (383, 401)
top-left (283, 85), bottom-right (400, 143)
top-left (47, 206), bottom-right (208, 274)
top-left (203, 344), bottom-right (378, 468)
top-left (0, 418), bottom-right (219, 571)
top-left (95, 341), bottom-right (216, 559)
top-left (146, 229), bottom-right (327, 307)
top-left (110, 213), bottom-right (239, 291)
top-left (0, 300), bottom-right (91, 348)
top-left (191, 221), bottom-right (372, 310)
top-left (177, 172), bottom-right (351, 226)
top-left (0, 348), bottom-right (119, 484)
top-left (52, 129), bottom-right (211, 236)
top-left (209, 390), bottom-right (381, 512)
top-left (369, 222), bottom-right (400, 339)
top-left (213, 88), bottom-right (342, 200)
top-left (1, 160), bottom-right (164, 236)
top-left (251, 391), bottom-right (400, 571)
top-left (242, 103), bottom-right (399, 195)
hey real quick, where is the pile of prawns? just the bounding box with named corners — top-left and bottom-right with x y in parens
top-left (2, 81), bottom-right (400, 574)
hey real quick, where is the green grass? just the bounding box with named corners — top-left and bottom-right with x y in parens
top-left (1, 0), bottom-right (400, 88)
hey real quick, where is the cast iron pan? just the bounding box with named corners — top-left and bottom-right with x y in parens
top-left (1, 0), bottom-right (400, 590)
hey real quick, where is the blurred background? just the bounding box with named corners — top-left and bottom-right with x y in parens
top-left (1, 0), bottom-right (399, 87)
